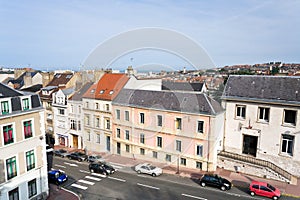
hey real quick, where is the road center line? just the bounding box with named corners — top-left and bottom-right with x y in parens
top-left (182, 193), bottom-right (207, 200)
top-left (54, 164), bottom-right (66, 168)
top-left (78, 179), bottom-right (95, 185)
top-left (108, 176), bottom-right (126, 182)
top-left (137, 183), bottom-right (160, 190)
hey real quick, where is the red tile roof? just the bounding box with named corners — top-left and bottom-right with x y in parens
top-left (83, 73), bottom-right (129, 100)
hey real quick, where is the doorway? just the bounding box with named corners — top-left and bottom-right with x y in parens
top-left (117, 142), bottom-right (121, 154)
top-left (242, 135), bottom-right (258, 157)
top-left (73, 135), bottom-right (78, 148)
top-left (106, 136), bottom-right (111, 152)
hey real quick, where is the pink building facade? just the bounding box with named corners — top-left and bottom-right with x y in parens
top-left (112, 89), bottom-right (224, 171)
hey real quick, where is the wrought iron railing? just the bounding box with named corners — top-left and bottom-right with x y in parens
top-left (218, 151), bottom-right (292, 181)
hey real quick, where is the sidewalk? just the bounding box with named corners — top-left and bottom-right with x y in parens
top-left (50, 146), bottom-right (300, 199)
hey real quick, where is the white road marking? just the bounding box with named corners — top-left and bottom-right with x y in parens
top-left (109, 162), bottom-right (127, 167)
top-left (137, 174), bottom-right (148, 178)
top-left (78, 179), bottom-right (95, 185)
top-left (64, 162), bottom-right (78, 167)
top-left (227, 193), bottom-right (241, 197)
top-left (182, 194), bottom-right (207, 200)
top-left (71, 183), bottom-right (88, 190)
top-left (91, 173), bottom-right (106, 178)
top-left (111, 165), bottom-right (123, 169)
top-left (137, 183), bottom-right (160, 190)
top-left (79, 170), bottom-right (90, 174)
top-left (108, 177), bottom-right (126, 182)
top-left (54, 164), bottom-right (66, 168)
top-left (85, 176), bottom-right (101, 181)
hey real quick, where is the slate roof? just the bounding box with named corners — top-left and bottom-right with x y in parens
top-left (46, 73), bottom-right (73, 87)
top-left (83, 73), bottom-right (129, 101)
top-left (0, 83), bottom-right (42, 114)
top-left (222, 75), bottom-right (300, 104)
top-left (7, 72), bottom-right (38, 89)
top-left (69, 82), bottom-right (94, 101)
top-left (113, 89), bottom-right (223, 115)
top-left (162, 81), bottom-right (204, 92)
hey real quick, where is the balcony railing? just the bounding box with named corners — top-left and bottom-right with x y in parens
top-left (218, 151), bottom-right (293, 181)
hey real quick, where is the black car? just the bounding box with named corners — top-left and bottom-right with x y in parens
top-left (89, 162), bottom-right (115, 175)
top-left (67, 152), bottom-right (87, 162)
top-left (199, 174), bottom-right (232, 191)
top-left (53, 149), bottom-right (70, 158)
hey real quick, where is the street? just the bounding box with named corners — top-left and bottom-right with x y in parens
top-left (52, 156), bottom-right (298, 200)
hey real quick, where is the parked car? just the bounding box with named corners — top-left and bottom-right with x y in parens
top-left (48, 170), bottom-right (68, 184)
top-left (99, 161), bottom-right (115, 174)
top-left (67, 152), bottom-right (88, 162)
top-left (89, 162), bottom-right (115, 175)
top-left (54, 149), bottom-right (70, 158)
top-left (87, 154), bottom-right (104, 163)
top-left (249, 181), bottom-right (281, 200)
top-left (135, 163), bottom-right (162, 177)
top-left (199, 174), bottom-right (232, 191)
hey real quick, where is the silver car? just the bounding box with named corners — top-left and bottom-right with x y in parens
top-left (135, 163), bottom-right (162, 177)
top-left (87, 155), bottom-right (105, 163)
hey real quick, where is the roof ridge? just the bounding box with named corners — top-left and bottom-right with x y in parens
top-left (203, 93), bottom-right (215, 115)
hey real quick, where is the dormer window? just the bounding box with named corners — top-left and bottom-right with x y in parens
top-left (55, 74), bottom-right (61, 78)
top-left (66, 75), bottom-right (72, 79)
top-left (22, 98), bottom-right (30, 111)
top-left (1, 100), bottom-right (10, 115)
top-left (109, 90), bottom-right (114, 95)
top-left (90, 89), bottom-right (95, 94)
top-left (100, 90), bottom-right (104, 94)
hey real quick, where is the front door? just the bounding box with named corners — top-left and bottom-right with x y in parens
top-left (242, 135), bottom-right (258, 157)
top-left (106, 136), bottom-right (111, 152)
top-left (73, 135), bottom-right (78, 148)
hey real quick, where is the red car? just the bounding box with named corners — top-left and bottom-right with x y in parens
top-left (249, 181), bottom-right (281, 200)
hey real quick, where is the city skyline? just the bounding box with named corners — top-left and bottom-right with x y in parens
top-left (1, 0), bottom-right (299, 71)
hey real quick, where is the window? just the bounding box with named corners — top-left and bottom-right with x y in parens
top-left (78, 105), bottom-right (81, 113)
top-left (116, 109), bottom-right (120, 120)
top-left (165, 154), bottom-right (171, 162)
top-left (196, 162), bottom-right (202, 169)
top-left (86, 101), bottom-right (89, 109)
top-left (96, 134), bottom-right (100, 143)
top-left (95, 117), bottom-right (100, 128)
top-left (281, 134), bottom-right (294, 156)
top-left (236, 105), bottom-right (246, 119)
top-left (284, 109), bottom-right (296, 125)
top-left (105, 118), bottom-right (110, 129)
top-left (85, 115), bottom-right (90, 126)
top-left (153, 151), bottom-right (157, 158)
top-left (28, 179), bottom-right (37, 198)
top-left (116, 128), bottom-right (120, 138)
top-left (24, 120), bottom-right (33, 139)
top-left (125, 130), bottom-right (130, 140)
top-left (180, 158), bottom-right (186, 166)
top-left (58, 109), bottom-right (65, 115)
top-left (87, 131), bottom-right (91, 141)
top-left (71, 105), bottom-right (74, 113)
top-left (105, 104), bottom-right (109, 111)
top-left (6, 156), bottom-right (17, 180)
top-left (95, 103), bottom-right (99, 109)
top-left (22, 98), bottom-right (30, 110)
top-left (140, 133), bottom-right (145, 144)
top-left (258, 107), bottom-right (270, 122)
top-left (8, 187), bottom-right (19, 200)
top-left (140, 113), bottom-right (145, 124)
top-left (157, 136), bottom-right (162, 147)
top-left (125, 144), bottom-right (130, 152)
top-left (78, 121), bottom-right (81, 130)
top-left (176, 140), bottom-right (182, 152)
top-left (70, 120), bottom-right (76, 130)
top-left (157, 115), bottom-right (162, 127)
top-left (125, 111), bottom-right (129, 121)
top-left (197, 121), bottom-right (204, 133)
top-left (1, 100), bottom-right (10, 114)
top-left (3, 124), bottom-right (14, 145)
top-left (196, 145), bottom-right (203, 157)
top-left (175, 118), bottom-right (182, 130)
top-left (140, 148), bottom-right (145, 155)
top-left (26, 150), bottom-right (35, 171)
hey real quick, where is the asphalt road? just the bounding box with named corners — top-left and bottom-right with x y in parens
top-left (52, 156), bottom-right (299, 200)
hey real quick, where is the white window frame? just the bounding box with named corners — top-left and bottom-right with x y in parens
top-left (22, 118), bottom-right (35, 140)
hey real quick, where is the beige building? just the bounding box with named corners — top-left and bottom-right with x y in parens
top-left (0, 83), bottom-right (48, 199)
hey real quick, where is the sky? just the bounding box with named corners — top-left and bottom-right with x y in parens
top-left (0, 0), bottom-right (299, 71)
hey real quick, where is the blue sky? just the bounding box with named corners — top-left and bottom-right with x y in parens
top-left (0, 0), bottom-right (299, 71)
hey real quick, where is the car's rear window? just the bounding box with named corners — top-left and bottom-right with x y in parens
top-left (252, 184), bottom-right (259, 189)
top-left (267, 183), bottom-right (276, 191)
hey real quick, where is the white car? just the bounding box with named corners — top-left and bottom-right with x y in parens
top-left (135, 163), bottom-right (162, 177)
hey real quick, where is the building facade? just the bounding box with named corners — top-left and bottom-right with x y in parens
top-left (112, 89), bottom-right (224, 171)
top-left (0, 83), bottom-right (48, 200)
top-left (221, 75), bottom-right (300, 182)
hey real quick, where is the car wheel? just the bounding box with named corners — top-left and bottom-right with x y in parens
top-left (90, 169), bottom-right (94, 173)
top-left (61, 155), bottom-right (64, 158)
top-left (137, 170), bottom-right (141, 174)
top-left (220, 186), bottom-right (226, 191)
top-left (250, 191), bottom-right (255, 196)
top-left (68, 156), bottom-right (71, 160)
top-left (200, 182), bottom-right (206, 187)
top-left (273, 196), bottom-right (278, 200)
top-left (152, 173), bottom-right (156, 177)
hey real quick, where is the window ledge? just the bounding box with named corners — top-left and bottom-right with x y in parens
top-left (281, 123), bottom-right (296, 128)
top-left (279, 153), bottom-right (293, 158)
